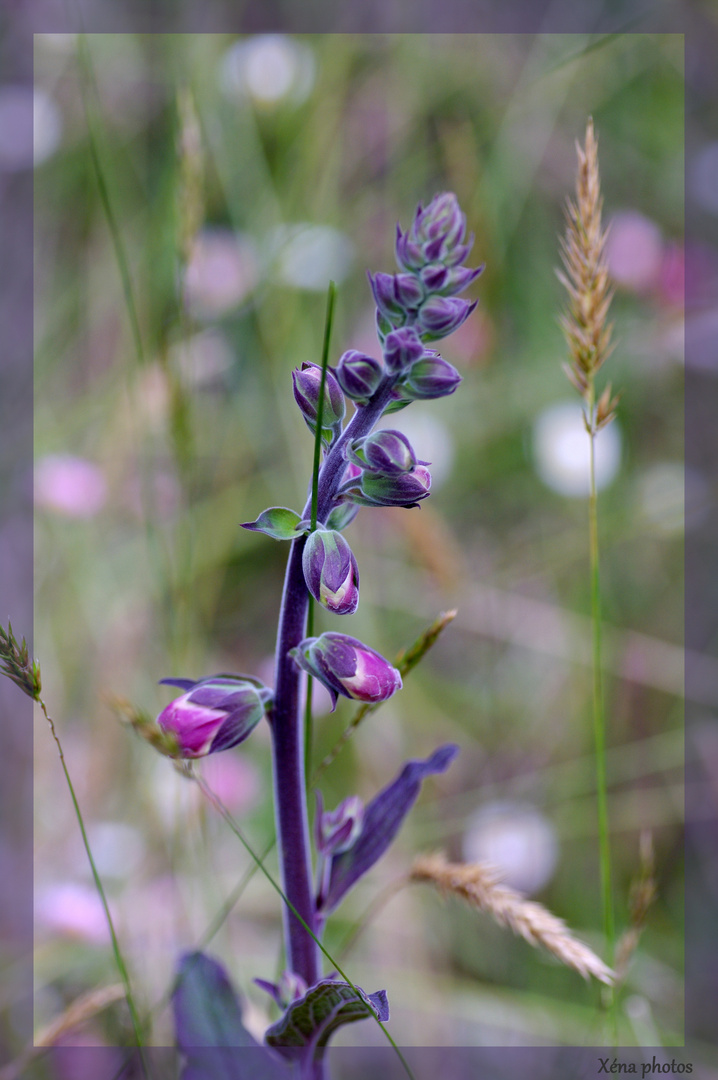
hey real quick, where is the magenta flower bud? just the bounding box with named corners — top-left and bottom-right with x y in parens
top-left (348, 429), bottom-right (418, 475)
top-left (382, 327), bottom-right (425, 373)
top-left (289, 632), bottom-right (402, 710)
top-left (314, 790), bottom-right (364, 857)
top-left (292, 362), bottom-right (345, 438)
top-left (417, 295), bottom-right (477, 339)
top-left (336, 350), bottom-right (384, 402)
top-left (302, 529), bottom-right (359, 615)
top-left (157, 675), bottom-right (271, 758)
top-left (359, 464), bottom-right (431, 508)
top-left (403, 353), bottom-right (462, 399)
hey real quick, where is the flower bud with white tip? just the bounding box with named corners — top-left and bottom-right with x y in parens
top-left (302, 529), bottom-right (359, 616)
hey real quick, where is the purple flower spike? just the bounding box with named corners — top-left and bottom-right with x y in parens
top-left (403, 353), bottom-right (462, 399)
top-left (395, 192), bottom-right (470, 271)
top-left (336, 349), bottom-right (384, 402)
top-left (383, 326), bottom-right (425, 373)
top-left (348, 429), bottom-right (419, 475)
top-left (157, 674), bottom-right (272, 758)
top-left (302, 529), bottom-right (359, 615)
top-left (358, 463), bottom-right (431, 508)
top-left (417, 295), bottom-right (477, 339)
top-left (292, 362), bottom-right (345, 438)
top-left (315, 791), bottom-right (364, 857)
top-left (289, 632), bottom-right (402, 711)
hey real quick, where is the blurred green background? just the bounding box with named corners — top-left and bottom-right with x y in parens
top-left (31, 32), bottom-right (688, 1055)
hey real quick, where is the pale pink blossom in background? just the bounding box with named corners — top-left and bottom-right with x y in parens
top-left (605, 210), bottom-right (663, 292)
top-left (201, 752), bottom-right (262, 816)
top-left (35, 454), bottom-right (107, 518)
top-left (35, 882), bottom-right (112, 943)
top-left (184, 229), bottom-right (259, 319)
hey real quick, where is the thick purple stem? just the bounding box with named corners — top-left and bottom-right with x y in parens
top-left (270, 377), bottom-right (396, 986)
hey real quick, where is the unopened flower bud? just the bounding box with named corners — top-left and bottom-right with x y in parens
top-left (369, 272), bottom-right (423, 322)
top-left (302, 529), bottom-right (359, 615)
top-left (314, 790), bottom-right (364, 857)
top-left (348, 429), bottom-right (418, 475)
top-left (358, 464), bottom-right (431, 508)
top-left (292, 362), bottom-right (345, 439)
top-left (417, 295), bottom-right (477, 339)
top-left (157, 675), bottom-right (271, 758)
top-left (336, 350), bottom-right (383, 402)
top-left (421, 262), bottom-right (484, 297)
top-left (290, 632), bottom-right (402, 710)
top-left (403, 353), bottom-right (462, 399)
top-left (383, 327), bottom-right (425, 373)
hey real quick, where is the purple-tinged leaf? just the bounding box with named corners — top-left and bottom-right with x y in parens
top-left (322, 744), bottom-right (459, 913)
top-left (241, 507), bottom-right (304, 541)
top-left (173, 952), bottom-right (288, 1080)
top-left (264, 978), bottom-right (389, 1066)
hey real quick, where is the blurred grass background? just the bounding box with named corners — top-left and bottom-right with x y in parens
top-left (30, 32), bottom-right (690, 1057)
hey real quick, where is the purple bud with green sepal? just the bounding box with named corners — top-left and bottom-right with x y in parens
top-left (382, 326), bottom-right (425, 373)
top-left (314, 791), bottom-right (364, 857)
top-left (417, 295), bottom-right (477, 339)
top-left (157, 674), bottom-right (272, 758)
top-left (347, 429), bottom-right (419, 475)
top-left (357, 464), bottom-right (431, 508)
top-left (292, 362), bottom-right (345, 439)
top-left (302, 529), bottom-right (359, 615)
top-left (403, 352), bottom-right (462, 399)
top-left (289, 632), bottom-right (402, 710)
top-left (336, 350), bottom-right (383, 402)
top-left (368, 272), bottom-right (423, 322)
top-left (421, 262), bottom-right (485, 297)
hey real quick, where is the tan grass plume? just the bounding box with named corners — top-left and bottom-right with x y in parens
top-left (411, 852), bottom-right (615, 986)
top-left (557, 117), bottom-right (619, 432)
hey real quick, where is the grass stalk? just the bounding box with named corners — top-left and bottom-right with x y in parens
top-left (39, 699), bottom-right (150, 1068)
top-left (557, 118), bottom-right (621, 1024)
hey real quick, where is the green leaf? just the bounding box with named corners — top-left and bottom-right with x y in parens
top-left (265, 978), bottom-right (389, 1067)
top-left (241, 507), bottom-right (304, 541)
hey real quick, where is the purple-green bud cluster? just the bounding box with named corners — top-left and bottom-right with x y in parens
top-left (373, 192), bottom-right (483, 345)
top-left (342, 428), bottom-right (431, 508)
top-left (156, 675), bottom-right (272, 758)
top-left (290, 632), bottom-right (402, 710)
top-left (302, 528), bottom-right (359, 615)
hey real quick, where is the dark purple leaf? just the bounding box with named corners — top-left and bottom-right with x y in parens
top-left (172, 952), bottom-right (287, 1080)
top-left (323, 744), bottom-right (459, 913)
top-left (265, 978), bottom-right (389, 1067)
